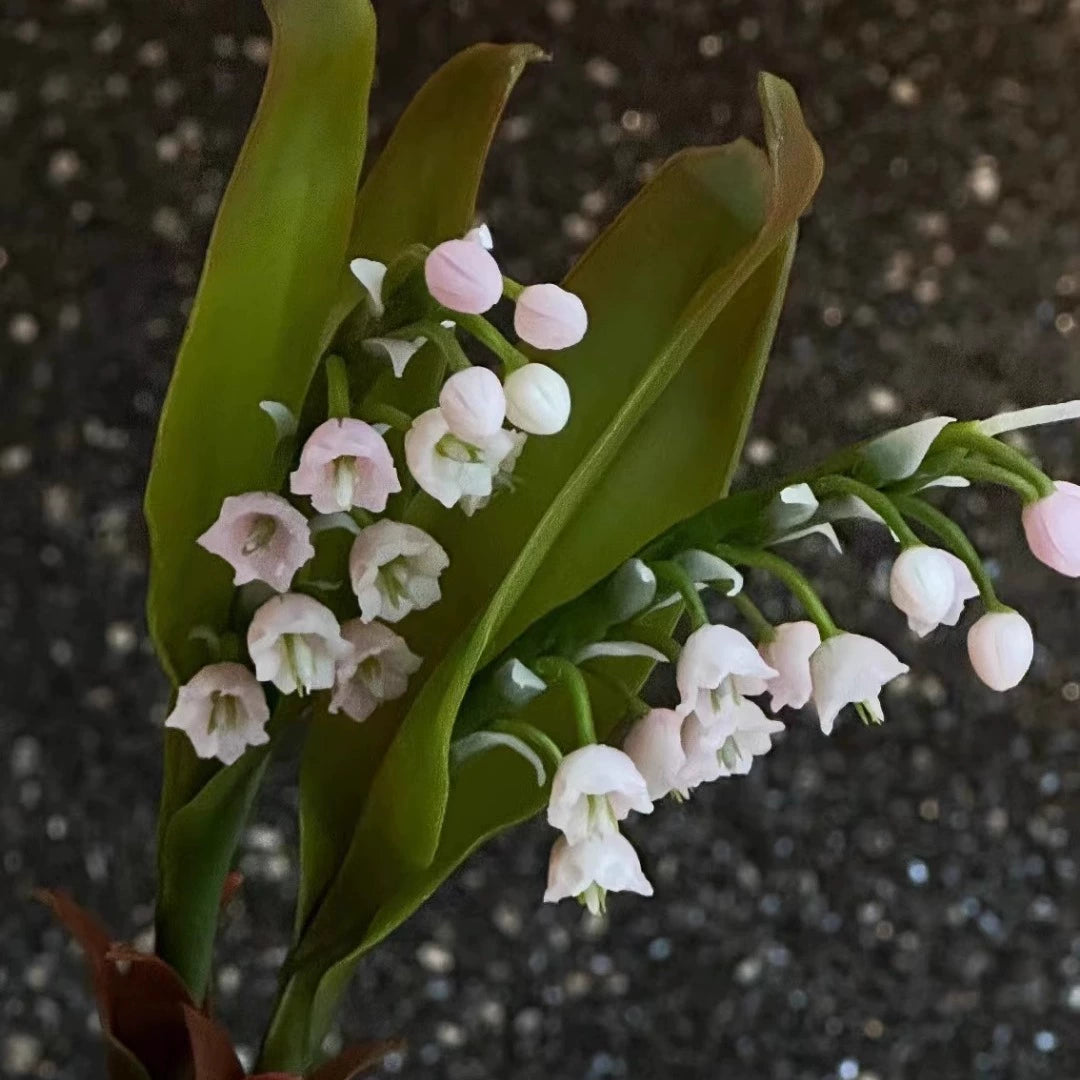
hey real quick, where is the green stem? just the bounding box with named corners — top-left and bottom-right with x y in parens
top-left (415, 319), bottom-right (471, 373)
top-left (730, 592), bottom-right (775, 643)
top-left (713, 544), bottom-right (839, 637)
top-left (455, 312), bottom-right (529, 373)
top-left (891, 495), bottom-right (1007, 611)
top-left (577, 664), bottom-right (652, 720)
top-left (946, 459), bottom-right (1041, 503)
top-left (491, 718), bottom-right (564, 767)
top-left (812, 474), bottom-right (921, 547)
top-left (533, 656), bottom-right (597, 746)
top-left (357, 402), bottom-right (413, 432)
top-left (649, 561), bottom-right (709, 630)
top-left (324, 354), bottom-right (350, 418)
top-left (503, 276), bottom-right (524, 300)
top-left (937, 423), bottom-right (1054, 500)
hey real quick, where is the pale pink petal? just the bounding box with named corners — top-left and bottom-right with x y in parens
top-left (246, 593), bottom-right (350, 696)
top-left (439, 366), bottom-right (506, 441)
top-left (967, 610), bottom-right (1033, 691)
top-left (622, 709), bottom-right (686, 801)
top-left (759, 621), bottom-right (821, 712)
top-left (1022, 481), bottom-right (1080, 577)
top-left (513, 283), bottom-right (588, 350)
top-left (424, 239), bottom-right (503, 314)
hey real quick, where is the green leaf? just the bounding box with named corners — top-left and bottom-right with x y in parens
top-left (271, 73), bottom-right (821, 1063)
top-left (155, 745), bottom-right (271, 1000)
top-left (293, 41), bottom-right (544, 943)
top-left (146, 0), bottom-right (377, 994)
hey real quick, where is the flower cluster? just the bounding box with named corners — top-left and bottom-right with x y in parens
top-left (166, 227), bottom-right (587, 763)
top-left (458, 403), bottom-right (1080, 915)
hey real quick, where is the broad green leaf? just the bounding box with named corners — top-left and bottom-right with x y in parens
top-left (156, 744), bottom-right (271, 999)
top-left (294, 42), bottom-right (544, 941)
top-left (272, 74), bottom-right (820, 1060)
top-left (146, 0), bottom-right (377, 991)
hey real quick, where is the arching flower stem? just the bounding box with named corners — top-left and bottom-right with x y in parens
top-left (812, 474), bottom-right (921, 547)
top-left (533, 656), bottom-right (597, 747)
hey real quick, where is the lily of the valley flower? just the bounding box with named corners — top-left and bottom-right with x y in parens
top-left (544, 831), bottom-right (653, 914)
top-left (503, 363), bottom-right (572, 435)
top-left (404, 407), bottom-right (516, 509)
top-left (513, 283), bottom-right (588, 350)
top-left (622, 708), bottom-right (687, 801)
top-left (675, 624), bottom-right (778, 735)
top-left (966, 609), bottom-right (1034, 691)
top-left (547, 744), bottom-right (653, 844)
top-left (424, 238), bottom-right (503, 314)
top-left (197, 491), bottom-right (314, 593)
top-left (247, 593), bottom-right (351, 696)
top-left (329, 619), bottom-right (422, 722)
top-left (348, 519), bottom-right (449, 623)
top-left (290, 418), bottom-right (401, 515)
top-left (680, 698), bottom-right (784, 783)
top-left (439, 366), bottom-right (507, 442)
top-left (165, 662), bottom-right (270, 766)
top-left (809, 632), bottom-right (909, 735)
top-left (1022, 481), bottom-right (1080, 577)
top-left (889, 545), bottom-right (975, 637)
top-left (349, 257), bottom-right (387, 317)
top-left (756, 620), bottom-right (822, 711)
top-left (461, 429), bottom-right (527, 517)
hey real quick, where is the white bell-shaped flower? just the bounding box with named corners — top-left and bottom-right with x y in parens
top-left (757, 620), bottom-right (821, 712)
top-left (547, 744), bottom-right (652, 845)
top-left (164, 662), bottom-right (270, 766)
top-left (404, 407), bottom-right (516, 509)
top-left (503, 363), bottom-right (572, 435)
top-left (967, 610), bottom-right (1034, 691)
top-left (460, 429), bottom-right (527, 517)
top-left (197, 491), bottom-right (314, 593)
top-left (348, 519), bottom-right (449, 624)
top-left (675, 624), bottom-right (777, 735)
top-left (679, 697), bottom-right (784, 784)
top-left (438, 366), bottom-right (506, 442)
top-left (622, 708), bottom-right (687, 801)
top-left (809, 632), bottom-right (909, 735)
top-left (544, 831), bottom-right (653, 914)
top-left (889, 545), bottom-right (962, 637)
top-left (330, 619), bottom-right (422, 722)
top-left (247, 593), bottom-right (351, 696)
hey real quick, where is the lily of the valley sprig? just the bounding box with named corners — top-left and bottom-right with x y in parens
top-left (45, 3), bottom-right (1080, 1074)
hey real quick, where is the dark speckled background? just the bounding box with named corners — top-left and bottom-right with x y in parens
top-left (3, 1), bottom-right (1080, 1078)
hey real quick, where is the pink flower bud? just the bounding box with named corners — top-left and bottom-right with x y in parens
top-left (424, 239), bottom-right (503, 314)
top-left (513, 283), bottom-right (588, 350)
top-left (966, 610), bottom-right (1034, 691)
top-left (438, 366), bottom-right (506, 441)
top-left (503, 363), bottom-right (572, 435)
top-left (1021, 481), bottom-right (1080, 577)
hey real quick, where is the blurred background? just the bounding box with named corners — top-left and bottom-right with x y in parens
top-left (2, 1), bottom-right (1080, 1077)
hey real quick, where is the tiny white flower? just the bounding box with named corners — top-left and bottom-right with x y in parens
top-left (547, 744), bottom-right (652, 845)
top-left (756, 620), bottom-right (822, 712)
top-left (405, 407), bottom-right (516, 509)
top-left (460, 429), bottom-right (527, 516)
top-left (889, 545), bottom-right (961, 637)
top-left (675, 624), bottom-right (777, 735)
top-left (503, 363), bottom-right (572, 435)
top-left (544, 831), bottom-right (653, 914)
top-left (247, 593), bottom-right (351, 696)
top-left (349, 257), bottom-right (388, 317)
top-left (622, 708), bottom-right (687, 801)
top-left (439, 366), bottom-right (506, 442)
top-left (679, 697), bottom-right (784, 784)
top-left (330, 619), bottom-right (422, 722)
top-left (197, 491), bottom-right (314, 593)
top-left (165, 662), bottom-right (270, 766)
top-left (809, 632), bottom-right (909, 735)
top-left (348, 519), bottom-right (449, 623)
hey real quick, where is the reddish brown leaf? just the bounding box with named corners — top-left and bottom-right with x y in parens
top-left (308, 1040), bottom-right (403, 1080)
top-left (182, 1006), bottom-right (246, 1080)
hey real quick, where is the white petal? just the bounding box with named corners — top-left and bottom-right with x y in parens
top-left (673, 550), bottom-right (743, 595)
top-left (450, 731), bottom-right (546, 785)
top-left (622, 708), bottom-right (686, 801)
top-left (767, 483), bottom-right (819, 533)
top-left (349, 257), bottom-right (387, 316)
top-left (493, 658), bottom-right (547, 707)
top-left (859, 416), bottom-right (955, 482)
top-left (258, 399), bottom-right (298, 440)
top-left (979, 400), bottom-right (1080, 436)
top-left (547, 745), bottom-right (652, 843)
top-left (810, 633), bottom-right (909, 735)
top-left (464, 222), bottom-right (494, 249)
top-left (676, 625), bottom-right (778, 715)
top-left (575, 641), bottom-right (668, 663)
top-left (917, 475), bottom-right (970, 490)
top-left (769, 521), bottom-right (843, 553)
top-left (363, 336), bottom-right (427, 378)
